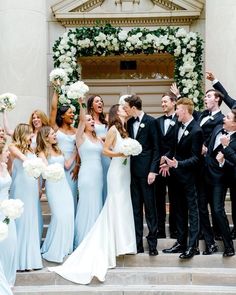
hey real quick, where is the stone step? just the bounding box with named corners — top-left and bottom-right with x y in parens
top-left (12, 284), bottom-right (236, 295)
top-left (15, 266), bottom-right (236, 287)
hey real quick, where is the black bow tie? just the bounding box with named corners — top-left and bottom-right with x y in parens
top-left (221, 129), bottom-right (228, 135)
top-left (164, 115), bottom-right (172, 120)
top-left (134, 117), bottom-right (140, 122)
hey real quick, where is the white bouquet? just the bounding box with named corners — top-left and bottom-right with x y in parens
top-left (0, 222), bottom-right (8, 241)
top-left (0, 199), bottom-right (24, 222)
top-left (120, 138), bottom-right (142, 165)
top-left (42, 163), bottom-right (64, 182)
top-left (0, 93), bottom-right (17, 112)
top-left (67, 81), bottom-right (89, 100)
top-left (23, 158), bottom-right (46, 178)
top-left (49, 68), bottom-right (68, 86)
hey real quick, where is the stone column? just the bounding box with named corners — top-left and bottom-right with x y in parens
top-left (0, 0), bottom-right (47, 127)
top-left (205, 0), bottom-right (236, 113)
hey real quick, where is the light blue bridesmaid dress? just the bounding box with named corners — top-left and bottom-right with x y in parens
top-left (41, 155), bottom-right (74, 263)
top-left (56, 130), bottom-right (78, 214)
top-left (95, 123), bottom-right (111, 204)
top-left (10, 153), bottom-right (43, 271)
top-left (0, 262), bottom-right (13, 295)
top-left (74, 136), bottom-right (103, 249)
top-left (0, 171), bottom-right (17, 286)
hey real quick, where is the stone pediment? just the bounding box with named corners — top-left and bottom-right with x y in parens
top-left (52, 0), bottom-right (204, 27)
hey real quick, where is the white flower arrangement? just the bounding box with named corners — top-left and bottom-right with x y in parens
top-left (139, 123), bottom-right (145, 128)
top-left (0, 199), bottom-right (24, 221)
top-left (49, 68), bottom-right (68, 86)
top-left (184, 130), bottom-right (189, 136)
top-left (23, 158), bottom-right (46, 179)
top-left (67, 81), bottom-right (89, 100)
top-left (0, 93), bottom-right (17, 112)
top-left (120, 138), bottom-right (142, 165)
top-left (170, 121), bottom-right (176, 126)
top-left (0, 222), bottom-right (8, 241)
top-left (42, 163), bottom-right (64, 182)
top-left (52, 24), bottom-right (204, 110)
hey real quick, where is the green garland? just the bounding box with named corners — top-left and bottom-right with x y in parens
top-left (52, 24), bottom-right (204, 115)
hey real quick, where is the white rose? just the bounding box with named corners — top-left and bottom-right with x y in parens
top-left (0, 199), bottom-right (24, 219)
top-left (118, 31), bottom-right (128, 41)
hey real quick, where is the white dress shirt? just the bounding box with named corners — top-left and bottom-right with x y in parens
top-left (178, 118), bottom-right (193, 142)
top-left (133, 111), bottom-right (144, 138)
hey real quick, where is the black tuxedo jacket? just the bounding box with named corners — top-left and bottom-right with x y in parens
top-left (155, 114), bottom-right (179, 156)
top-left (127, 113), bottom-right (159, 178)
top-left (194, 110), bottom-right (224, 147)
top-left (205, 125), bottom-right (236, 184)
top-left (213, 81), bottom-right (236, 109)
top-left (166, 119), bottom-right (203, 184)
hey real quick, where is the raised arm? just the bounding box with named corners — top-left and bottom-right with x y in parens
top-left (49, 90), bottom-right (59, 130)
top-left (103, 126), bottom-right (125, 158)
top-left (75, 98), bottom-right (86, 148)
top-left (3, 110), bottom-right (14, 136)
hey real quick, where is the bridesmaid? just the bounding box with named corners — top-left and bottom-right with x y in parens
top-left (0, 140), bottom-right (17, 286)
top-left (87, 95), bottom-right (110, 203)
top-left (9, 124), bottom-right (42, 271)
top-left (50, 90), bottom-right (79, 213)
top-left (74, 98), bottom-right (103, 248)
top-left (37, 126), bottom-right (75, 263)
top-left (3, 109), bottom-right (49, 150)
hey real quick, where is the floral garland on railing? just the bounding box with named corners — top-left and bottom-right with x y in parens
top-left (52, 24), bottom-right (204, 112)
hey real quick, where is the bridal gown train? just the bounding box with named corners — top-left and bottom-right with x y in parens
top-left (49, 128), bottom-right (137, 284)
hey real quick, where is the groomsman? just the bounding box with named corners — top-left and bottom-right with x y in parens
top-left (155, 92), bottom-right (178, 238)
top-left (161, 98), bottom-right (203, 259)
top-left (203, 109), bottom-right (236, 257)
top-left (124, 95), bottom-right (159, 256)
top-left (206, 72), bottom-right (236, 109)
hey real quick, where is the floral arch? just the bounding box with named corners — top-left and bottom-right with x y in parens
top-left (52, 24), bottom-right (204, 112)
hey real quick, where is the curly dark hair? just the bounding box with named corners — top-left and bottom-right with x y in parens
top-left (56, 105), bottom-right (71, 127)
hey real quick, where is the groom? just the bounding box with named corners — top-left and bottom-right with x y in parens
top-left (124, 95), bottom-right (159, 256)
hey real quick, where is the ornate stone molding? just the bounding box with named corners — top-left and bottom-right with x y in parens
top-left (71, 0), bottom-right (104, 12)
top-left (151, 0), bottom-right (183, 11)
top-left (52, 0), bottom-right (204, 28)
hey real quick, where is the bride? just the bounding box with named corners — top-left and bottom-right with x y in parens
top-left (48, 102), bottom-right (137, 284)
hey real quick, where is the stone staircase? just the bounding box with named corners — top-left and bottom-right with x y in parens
top-left (13, 199), bottom-right (236, 295)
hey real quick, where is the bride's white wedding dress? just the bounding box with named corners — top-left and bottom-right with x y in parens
top-left (48, 128), bottom-right (137, 284)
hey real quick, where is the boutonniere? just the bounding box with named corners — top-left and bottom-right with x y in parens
top-left (139, 123), bottom-right (145, 128)
top-left (184, 130), bottom-right (189, 136)
top-left (209, 116), bottom-right (214, 121)
top-left (170, 121), bottom-right (175, 126)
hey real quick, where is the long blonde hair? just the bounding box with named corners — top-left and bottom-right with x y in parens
top-left (12, 124), bottom-right (33, 154)
top-left (29, 110), bottom-right (49, 132)
top-left (36, 126), bottom-right (62, 158)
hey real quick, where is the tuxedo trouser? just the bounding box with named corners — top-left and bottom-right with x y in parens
top-left (230, 185), bottom-right (236, 230)
top-left (131, 176), bottom-right (158, 250)
top-left (172, 178), bottom-right (199, 248)
top-left (155, 174), bottom-right (177, 234)
top-left (205, 181), bottom-right (233, 249)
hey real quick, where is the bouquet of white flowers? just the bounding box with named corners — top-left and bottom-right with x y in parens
top-left (49, 68), bottom-right (68, 86)
top-left (0, 93), bottom-right (17, 112)
top-left (23, 158), bottom-right (46, 179)
top-left (0, 199), bottom-right (24, 224)
top-left (120, 138), bottom-right (142, 165)
top-left (67, 81), bottom-right (89, 100)
top-left (0, 222), bottom-right (8, 241)
top-left (42, 163), bottom-right (64, 182)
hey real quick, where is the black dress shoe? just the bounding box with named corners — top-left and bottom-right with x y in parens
top-left (223, 248), bottom-right (235, 257)
top-left (179, 247), bottom-right (200, 259)
top-left (137, 247), bottom-right (144, 254)
top-left (162, 242), bottom-right (186, 254)
top-left (149, 248), bottom-right (158, 256)
top-left (202, 244), bottom-right (218, 255)
top-left (157, 231), bottom-right (166, 239)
